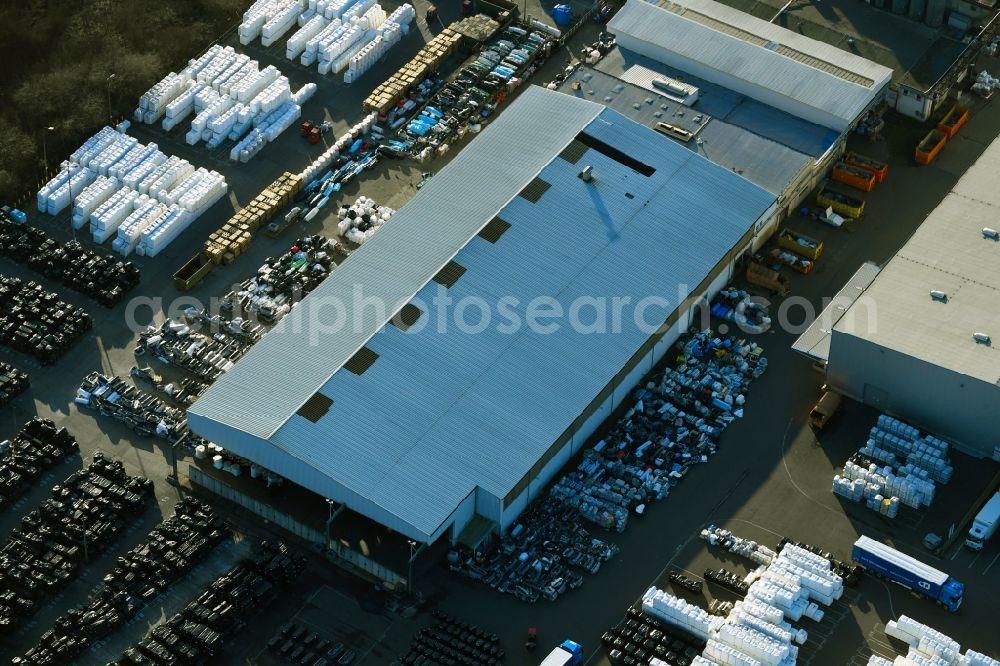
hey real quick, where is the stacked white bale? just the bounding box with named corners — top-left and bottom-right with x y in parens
top-left (233, 65), bottom-right (280, 103)
top-left (260, 101), bottom-right (301, 142)
top-left (70, 127), bottom-right (119, 167)
top-left (732, 598), bottom-right (785, 626)
top-left (123, 151), bottom-right (168, 189)
top-left (747, 581), bottom-right (807, 622)
top-left (641, 587), bottom-right (720, 641)
top-left (692, 658), bottom-right (723, 666)
top-left (867, 425), bottom-right (953, 484)
top-left (207, 104), bottom-right (242, 147)
top-left (218, 61), bottom-right (256, 98)
top-left (384, 3), bottom-right (415, 31)
top-left (867, 657), bottom-right (895, 666)
top-left (833, 475), bottom-right (864, 501)
top-left (779, 544), bottom-right (832, 575)
top-left (137, 206), bottom-right (193, 257)
top-left (292, 82), bottom-right (317, 104)
top-left (715, 623), bottom-right (790, 666)
top-left (182, 44), bottom-right (225, 79)
top-left (343, 0), bottom-right (377, 23)
top-left (160, 169), bottom-right (201, 207)
top-left (897, 652), bottom-right (951, 666)
top-left (114, 202), bottom-right (169, 256)
top-left (288, 14), bottom-right (328, 58)
top-left (177, 169), bottom-right (227, 214)
top-left (758, 570), bottom-right (806, 605)
top-left (240, 0), bottom-right (280, 44)
top-left (73, 176), bottom-right (122, 229)
top-left (162, 84), bottom-right (204, 130)
top-left (89, 134), bottom-right (139, 176)
top-left (729, 609), bottom-right (802, 647)
top-left (147, 156), bottom-right (194, 200)
top-left (107, 142), bottom-right (156, 180)
top-left (90, 188), bottom-right (139, 239)
top-left (703, 640), bottom-right (761, 666)
top-left (345, 29), bottom-right (398, 82)
top-left (302, 18), bottom-right (344, 65)
top-left (135, 160), bottom-right (171, 198)
top-left (261, 1), bottom-right (303, 46)
top-left (231, 128), bottom-right (268, 163)
top-left (768, 561), bottom-right (835, 605)
top-left (91, 190), bottom-right (143, 243)
top-left (137, 71), bottom-right (188, 123)
top-left (319, 0), bottom-right (361, 20)
top-left (195, 47), bottom-right (239, 85)
top-left (338, 195), bottom-right (394, 244)
top-left (963, 651), bottom-right (1000, 666)
top-left (913, 636), bottom-right (959, 664)
top-left (885, 617), bottom-right (961, 655)
top-left (194, 86), bottom-right (223, 113)
top-left (38, 165), bottom-right (96, 215)
top-left (319, 21), bottom-right (375, 74)
top-left (248, 77), bottom-right (291, 114)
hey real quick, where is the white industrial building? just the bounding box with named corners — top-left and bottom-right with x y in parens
top-left (188, 86), bottom-right (777, 545)
top-left (822, 136), bottom-right (1000, 460)
top-left (608, 0), bottom-right (894, 132)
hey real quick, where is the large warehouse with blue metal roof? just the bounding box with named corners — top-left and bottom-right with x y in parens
top-left (188, 86), bottom-right (777, 545)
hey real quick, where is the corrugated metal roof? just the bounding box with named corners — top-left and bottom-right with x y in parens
top-left (853, 536), bottom-right (949, 586)
top-left (558, 66), bottom-right (813, 197)
top-left (834, 136), bottom-right (1000, 385)
top-left (189, 87), bottom-right (604, 440)
top-left (190, 86), bottom-right (776, 539)
top-left (792, 262), bottom-right (880, 362)
top-left (608, 0), bottom-right (893, 129)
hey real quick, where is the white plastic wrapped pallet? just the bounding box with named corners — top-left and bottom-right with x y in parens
top-left (288, 14), bottom-right (328, 58)
top-left (70, 126), bottom-right (119, 166)
top-left (91, 190), bottom-right (144, 243)
top-left (71, 175), bottom-right (120, 228)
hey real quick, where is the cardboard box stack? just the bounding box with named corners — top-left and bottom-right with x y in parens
top-left (363, 27), bottom-right (462, 113)
top-left (204, 172), bottom-right (303, 265)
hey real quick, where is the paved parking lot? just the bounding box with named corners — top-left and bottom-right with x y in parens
top-left (1, 7), bottom-right (1000, 666)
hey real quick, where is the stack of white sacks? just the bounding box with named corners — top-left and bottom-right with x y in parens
top-left (864, 615), bottom-right (1000, 666)
top-left (300, 112), bottom-right (377, 182)
top-left (135, 44), bottom-right (315, 162)
top-left (861, 415), bottom-right (953, 484)
top-left (289, 0), bottom-right (413, 81)
top-left (646, 531), bottom-right (849, 665)
top-left (240, 0), bottom-right (306, 46)
top-left (345, 4), bottom-right (414, 82)
top-left (834, 414), bottom-right (950, 519)
top-left (335, 196), bottom-right (395, 245)
top-left (36, 126), bottom-right (227, 257)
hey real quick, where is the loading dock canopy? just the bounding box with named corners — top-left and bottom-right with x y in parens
top-left (793, 262), bottom-right (880, 362)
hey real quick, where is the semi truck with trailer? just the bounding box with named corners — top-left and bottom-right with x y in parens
top-left (965, 490), bottom-right (1000, 551)
top-left (851, 535), bottom-right (964, 612)
top-left (540, 640), bottom-right (583, 666)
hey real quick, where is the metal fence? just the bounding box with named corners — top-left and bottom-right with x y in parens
top-left (188, 465), bottom-right (406, 588)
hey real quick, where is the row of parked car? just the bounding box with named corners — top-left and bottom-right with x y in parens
top-left (267, 621), bottom-right (357, 666)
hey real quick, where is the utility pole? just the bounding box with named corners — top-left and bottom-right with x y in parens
top-left (407, 540), bottom-right (418, 593)
top-left (107, 74), bottom-right (116, 125)
top-left (43, 126), bottom-right (55, 178)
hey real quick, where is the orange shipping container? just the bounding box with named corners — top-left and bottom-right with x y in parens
top-left (843, 152), bottom-right (888, 183)
top-left (915, 129), bottom-right (947, 166)
top-left (832, 162), bottom-right (876, 192)
top-left (937, 104), bottom-right (969, 139)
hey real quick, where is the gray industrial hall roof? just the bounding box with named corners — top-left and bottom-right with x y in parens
top-left (792, 262), bottom-right (880, 362)
top-left (188, 86), bottom-right (776, 541)
top-left (608, 0), bottom-right (893, 129)
top-left (834, 136), bottom-right (1000, 385)
top-left (557, 65), bottom-right (814, 197)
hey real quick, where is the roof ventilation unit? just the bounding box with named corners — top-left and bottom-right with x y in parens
top-left (973, 332), bottom-right (991, 345)
top-left (929, 290), bottom-right (947, 302)
top-left (655, 122), bottom-right (693, 142)
top-left (983, 227), bottom-right (999, 240)
top-left (578, 165), bottom-right (595, 183)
